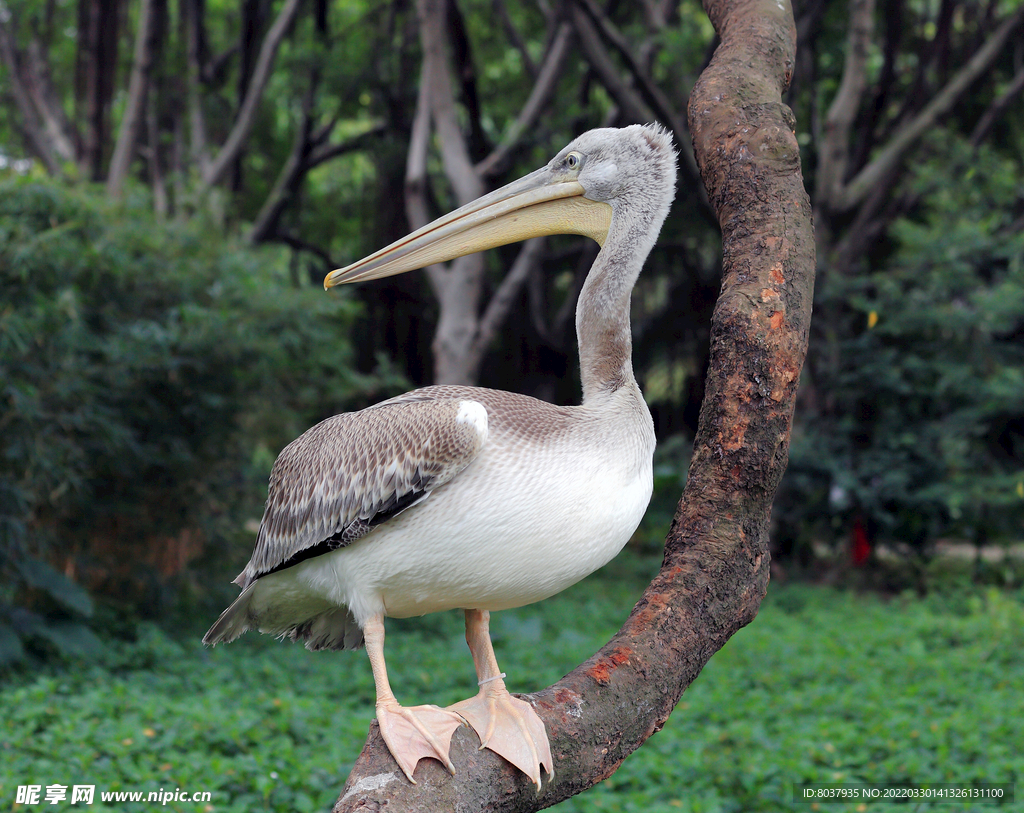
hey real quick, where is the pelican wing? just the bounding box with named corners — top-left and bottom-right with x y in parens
top-left (235, 396), bottom-right (488, 588)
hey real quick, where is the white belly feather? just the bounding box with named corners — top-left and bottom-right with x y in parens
top-left (285, 413), bottom-right (652, 626)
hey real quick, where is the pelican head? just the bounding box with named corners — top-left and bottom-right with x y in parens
top-left (324, 123), bottom-right (676, 288)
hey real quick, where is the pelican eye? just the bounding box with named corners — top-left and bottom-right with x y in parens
top-left (565, 151), bottom-right (583, 170)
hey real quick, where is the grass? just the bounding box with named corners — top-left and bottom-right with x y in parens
top-left (2, 551), bottom-right (1021, 812)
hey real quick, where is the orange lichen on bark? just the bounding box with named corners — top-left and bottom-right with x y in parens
top-left (632, 591), bottom-right (671, 628)
top-left (717, 367), bottom-right (753, 452)
top-left (586, 646), bottom-right (632, 686)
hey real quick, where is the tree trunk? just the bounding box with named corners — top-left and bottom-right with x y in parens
top-left (414, 0), bottom-right (485, 386)
top-left (183, 0), bottom-right (211, 177)
top-left (76, 0), bottom-right (120, 180)
top-left (333, 0), bottom-right (814, 809)
top-left (231, 0), bottom-right (266, 193)
top-left (107, 0), bottom-right (162, 196)
top-left (0, 24), bottom-right (75, 174)
top-left (411, 0), bottom-right (545, 387)
top-left (813, 1), bottom-right (1024, 273)
top-left (198, 0), bottom-right (305, 192)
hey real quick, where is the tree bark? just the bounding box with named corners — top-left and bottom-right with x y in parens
top-left (199, 0), bottom-right (305, 192)
top-left (0, 24), bottom-right (67, 174)
top-left (833, 3), bottom-right (1024, 214)
top-left (333, 0), bottom-right (814, 809)
top-left (475, 21), bottom-right (573, 179)
top-left (107, 0), bottom-right (161, 196)
top-left (411, 0), bottom-right (546, 387)
top-left (76, 0), bottom-right (120, 180)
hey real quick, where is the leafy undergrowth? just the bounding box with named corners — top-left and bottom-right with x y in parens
top-left (2, 552), bottom-right (1021, 812)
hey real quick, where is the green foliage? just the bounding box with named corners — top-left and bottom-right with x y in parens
top-left (1, 555), bottom-right (1019, 811)
top-left (781, 139), bottom-right (1024, 555)
top-left (565, 581), bottom-right (1023, 812)
top-left (0, 178), bottom-right (402, 664)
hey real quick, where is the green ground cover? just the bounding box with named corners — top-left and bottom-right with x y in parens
top-left (2, 552), bottom-right (1021, 812)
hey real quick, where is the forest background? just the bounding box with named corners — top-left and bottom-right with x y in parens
top-left (3, 0), bottom-right (1023, 652)
top-left (1, 0), bottom-right (1023, 809)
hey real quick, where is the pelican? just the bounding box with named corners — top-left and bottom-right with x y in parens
top-left (204, 123), bottom-right (677, 788)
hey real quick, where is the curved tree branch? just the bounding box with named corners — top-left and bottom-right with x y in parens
top-left (246, 119), bottom-right (384, 246)
top-left (815, 0), bottom-right (874, 213)
top-left (492, 0), bottom-right (538, 80)
top-left (573, 0), bottom-right (685, 138)
top-left (833, 3), bottom-right (1024, 213)
top-left (570, 2), bottom-right (652, 125)
top-left (334, 0), bottom-right (813, 808)
top-left (199, 0), bottom-right (305, 192)
top-left (568, 0), bottom-right (706, 209)
top-left (107, 0), bottom-right (160, 196)
top-left (475, 21), bottom-right (574, 179)
top-left (970, 62), bottom-right (1024, 149)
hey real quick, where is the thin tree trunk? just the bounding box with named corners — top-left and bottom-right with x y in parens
top-left (199, 0), bottom-right (305, 192)
top-left (107, 0), bottom-right (160, 196)
top-left (475, 21), bottom-right (573, 179)
top-left (414, 0), bottom-right (487, 386)
top-left (146, 97), bottom-right (168, 216)
top-left (970, 64), bottom-right (1024, 148)
top-left (412, 0), bottom-right (563, 386)
top-left (76, 0), bottom-right (120, 180)
top-left (0, 26), bottom-right (64, 173)
top-left (830, 3), bottom-right (1024, 214)
top-left (230, 0), bottom-right (266, 192)
top-left (183, 0), bottom-right (211, 176)
top-left (246, 120), bottom-right (385, 245)
top-left (569, 0), bottom-right (704, 196)
top-left (333, 0), bottom-right (814, 808)
top-left (815, 0), bottom-right (874, 216)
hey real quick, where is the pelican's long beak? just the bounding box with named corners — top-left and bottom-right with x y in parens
top-left (324, 170), bottom-right (611, 289)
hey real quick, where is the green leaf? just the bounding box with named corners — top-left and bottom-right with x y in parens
top-left (0, 621), bottom-right (26, 666)
top-left (33, 620), bottom-right (105, 657)
top-left (17, 558), bottom-right (94, 617)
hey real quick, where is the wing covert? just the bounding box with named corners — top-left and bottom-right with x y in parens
top-left (235, 397), bottom-right (487, 587)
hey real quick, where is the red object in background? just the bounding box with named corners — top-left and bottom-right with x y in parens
top-left (851, 517), bottom-right (871, 566)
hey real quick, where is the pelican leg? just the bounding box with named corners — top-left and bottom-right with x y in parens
top-left (364, 613), bottom-right (463, 783)
top-left (447, 609), bottom-right (553, 789)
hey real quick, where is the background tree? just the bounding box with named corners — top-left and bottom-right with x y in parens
top-left (778, 0), bottom-right (1024, 563)
top-left (1, 0), bottom-right (1022, 661)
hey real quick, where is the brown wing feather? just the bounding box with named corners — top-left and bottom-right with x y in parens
top-left (234, 396), bottom-right (487, 588)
